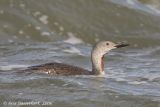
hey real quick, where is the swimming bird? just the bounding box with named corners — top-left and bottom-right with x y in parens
top-left (24, 41), bottom-right (129, 75)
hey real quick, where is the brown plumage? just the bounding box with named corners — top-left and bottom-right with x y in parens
top-left (25, 62), bottom-right (92, 75)
top-left (24, 41), bottom-right (129, 76)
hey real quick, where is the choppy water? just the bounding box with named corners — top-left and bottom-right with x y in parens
top-left (0, 0), bottom-right (160, 107)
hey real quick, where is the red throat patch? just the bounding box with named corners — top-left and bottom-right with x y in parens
top-left (101, 56), bottom-right (104, 71)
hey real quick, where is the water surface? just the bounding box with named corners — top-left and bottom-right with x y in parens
top-left (0, 0), bottom-right (160, 107)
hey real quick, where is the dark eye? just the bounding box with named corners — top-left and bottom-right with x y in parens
top-left (106, 42), bottom-right (109, 45)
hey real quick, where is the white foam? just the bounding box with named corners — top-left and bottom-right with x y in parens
top-left (33, 11), bottom-right (41, 17)
top-left (19, 30), bottom-right (24, 34)
top-left (39, 15), bottom-right (48, 24)
top-left (41, 32), bottom-right (51, 36)
top-left (64, 32), bottom-right (83, 44)
top-left (146, 5), bottom-right (160, 14)
top-left (18, 92), bottom-right (23, 95)
top-left (128, 81), bottom-right (147, 85)
top-left (35, 26), bottom-right (41, 30)
top-left (115, 95), bottom-right (119, 98)
top-left (59, 26), bottom-right (64, 31)
top-left (8, 39), bottom-right (14, 43)
top-left (0, 65), bottom-right (28, 71)
top-left (63, 47), bottom-right (82, 55)
top-left (54, 22), bottom-right (59, 26)
top-left (115, 78), bottom-right (126, 82)
top-left (126, 0), bottom-right (135, 5)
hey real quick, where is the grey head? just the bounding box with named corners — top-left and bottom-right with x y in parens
top-left (91, 41), bottom-right (129, 75)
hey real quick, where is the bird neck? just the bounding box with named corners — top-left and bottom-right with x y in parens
top-left (91, 49), bottom-right (105, 75)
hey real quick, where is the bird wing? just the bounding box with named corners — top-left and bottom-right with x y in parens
top-left (25, 62), bottom-right (92, 75)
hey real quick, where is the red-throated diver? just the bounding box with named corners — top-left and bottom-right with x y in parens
top-left (24, 41), bottom-right (129, 75)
